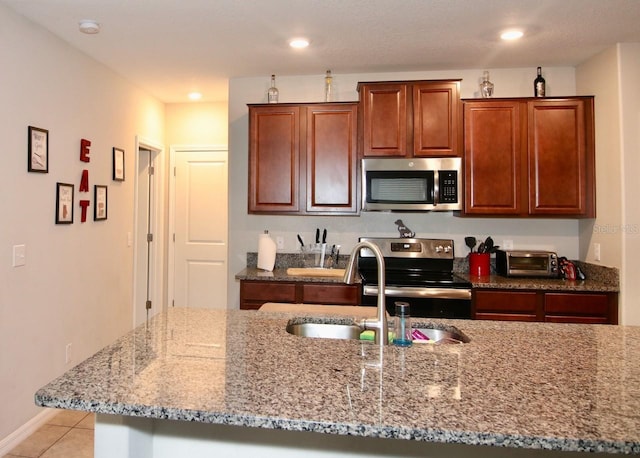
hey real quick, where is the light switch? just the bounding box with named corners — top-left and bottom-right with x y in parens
top-left (13, 244), bottom-right (26, 267)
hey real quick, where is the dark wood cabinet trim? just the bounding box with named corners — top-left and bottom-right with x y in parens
top-left (359, 80), bottom-right (462, 158)
top-left (248, 102), bottom-right (359, 215)
top-left (240, 280), bottom-right (361, 310)
top-left (461, 96), bottom-right (595, 218)
top-left (473, 288), bottom-right (617, 324)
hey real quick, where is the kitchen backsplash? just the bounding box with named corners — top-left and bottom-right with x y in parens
top-left (246, 252), bottom-right (619, 286)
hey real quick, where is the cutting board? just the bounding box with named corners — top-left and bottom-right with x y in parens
top-left (286, 268), bottom-right (346, 277)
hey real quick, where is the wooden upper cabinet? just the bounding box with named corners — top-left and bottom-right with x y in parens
top-left (359, 83), bottom-right (408, 157)
top-left (248, 102), bottom-right (358, 215)
top-left (249, 105), bottom-right (300, 213)
top-left (463, 97), bottom-right (595, 218)
top-left (528, 99), bottom-right (595, 217)
top-left (359, 80), bottom-right (461, 158)
top-left (306, 104), bottom-right (358, 213)
top-left (464, 100), bottom-right (526, 215)
top-left (413, 82), bottom-right (460, 157)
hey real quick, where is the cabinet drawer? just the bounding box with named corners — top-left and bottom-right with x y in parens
top-left (474, 290), bottom-right (538, 313)
top-left (301, 284), bottom-right (360, 305)
top-left (475, 312), bottom-right (538, 322)
top-left (544, 293), bottom-right (608, 316)
top-left (241, 281), bottom-right (296, 302)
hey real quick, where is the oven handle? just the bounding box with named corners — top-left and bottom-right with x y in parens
top-left (363, 285), bottom-right (472, 300)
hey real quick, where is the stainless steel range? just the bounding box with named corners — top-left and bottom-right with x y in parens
top-left (356, 237), bottom-right (472, 318)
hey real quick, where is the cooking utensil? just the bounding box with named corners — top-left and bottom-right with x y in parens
top-left (322, 229), bottom-right (327, 244)
top-left (477, 242), bottom-right (486, 253)
top-left (297, 234), bottom-right (304, 249)
top-left (483, 236), bottom-right (494, 253)
top-left (465, 236), bottom-right (477, 253)
top-left (315, 228), bottom-right (320, 244)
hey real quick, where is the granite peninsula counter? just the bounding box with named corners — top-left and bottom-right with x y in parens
top-left (35, 307), bottom-right (639, 457)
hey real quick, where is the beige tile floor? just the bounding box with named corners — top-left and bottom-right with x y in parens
top-left (3, 410), bottom-right (94, 458)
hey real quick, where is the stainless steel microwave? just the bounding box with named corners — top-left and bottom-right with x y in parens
top-left (361, 157), bottom-right (462, 211)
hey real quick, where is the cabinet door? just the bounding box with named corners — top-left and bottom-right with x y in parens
top-left (301, 283), bottom-right (360, 305)
top-left (306, 104), bottom-right (358, 213)
top-left (240, 280), bottom-right (297, 310)
top-left (463, 100), bottom-right (527, 215)
top-left (359, 83), bottom-right (408, 157)
top-left (528, 99), bottom-right (595, 217)
top-left (473, 289), bottom-right (540, 321)
top-left (248, 106), bottom-right (301, 213)
top-left (413, 82), bottom-right (461, 157)
top-left (544, 292), bottom-right (612, 324)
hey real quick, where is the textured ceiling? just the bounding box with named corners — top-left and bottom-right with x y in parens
top-left (2, 0), bottom-right (640, 103)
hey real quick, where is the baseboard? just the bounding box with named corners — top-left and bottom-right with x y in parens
top-left (0, 408), bottom-right (57, 455)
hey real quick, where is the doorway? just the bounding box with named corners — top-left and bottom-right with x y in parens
top-left (133, 137), bottom-right (165, 327)
top-left (169, 146), bottom-right (229, 310)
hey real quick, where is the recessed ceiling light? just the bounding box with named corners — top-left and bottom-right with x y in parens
top-left (79, 20), bottom-right (100, 34)
top-left (289, 38), bottom-right (310, 49)
top-left (500, 29), bottom-right (524, 41)
top-left (188, 92), bottom-right (203, 101)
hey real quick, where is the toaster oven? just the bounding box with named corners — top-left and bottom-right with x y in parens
top-left (495, 250), bottom-right (559, 278)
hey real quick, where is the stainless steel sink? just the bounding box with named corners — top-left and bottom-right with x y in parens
top-left (286, 321), bottom-right (362, 340)
top-left (285, 319), bottom-right (470, 344)
top-left (412, 327), bottom-right (470, 344)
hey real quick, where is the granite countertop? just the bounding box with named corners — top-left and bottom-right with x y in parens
top-left (457, 273), bottom-right (619, 293)
top-left (35, 307), bottom-right (639, 454)
top-left (236, 267), bottom-right (356, 283)
top-left (236, 268), bottom-right (619, 293)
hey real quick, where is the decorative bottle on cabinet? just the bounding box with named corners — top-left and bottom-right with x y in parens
top-left (534, 67), bottom-right (546, 97)
top-left (324, 70), bottom-right (333, 102)
top-left (268, 75), bottom-right (279, 103)
top-left (480, 70), bottom-right (494, 98)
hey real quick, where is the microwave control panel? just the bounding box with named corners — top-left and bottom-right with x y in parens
top-left (438, 170), bottom-right (459, 203)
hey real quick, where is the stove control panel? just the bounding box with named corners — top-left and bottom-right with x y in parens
top-left (359, 237), bottom-right (455, 259)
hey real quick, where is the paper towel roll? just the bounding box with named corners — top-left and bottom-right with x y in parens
top-left (257, 231), bottom-right (276, 271)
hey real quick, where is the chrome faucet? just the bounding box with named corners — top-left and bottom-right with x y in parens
top-left (343, 241), bottom-right (388, 346)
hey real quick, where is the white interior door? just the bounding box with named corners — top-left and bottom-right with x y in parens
top-left (171, 147), bottom-right (228, 309)
top-left (133, 136), bottom-right (165, 328)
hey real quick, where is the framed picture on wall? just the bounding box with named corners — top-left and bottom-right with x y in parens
top-left (94, 185), bottom-right (107, 221)
top-left (55, 182), bottom-right (74, 224)
top-left (28, 126), bottom-right (49, 173)
top-left (113, 147), bottom-right (125, 181)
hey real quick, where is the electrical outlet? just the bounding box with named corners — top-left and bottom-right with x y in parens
top-left (276, 236), bottom-right (285, 250)
top-left (502, 240), bottom-right (513, 250)
top-left (65, 343), bottom-right (72, 364)
top-left (594, 243), bottom-right (601, 262)
top-left (12, 244), bottom-right (26, 267)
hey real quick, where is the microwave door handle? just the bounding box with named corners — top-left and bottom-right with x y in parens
top-left (433, 170), bottom-right (439, 206)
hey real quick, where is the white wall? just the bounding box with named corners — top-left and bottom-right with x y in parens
top-left (576, 48), bottom-right (623, 267)
top-left (227, 68), bottom-right (580, 309)
top-left (618, 43), bottom-right (640, 325)
top-left (576, 44), bottom-right (640, 325)
top-left (0, 4), bottom-right (165, 442)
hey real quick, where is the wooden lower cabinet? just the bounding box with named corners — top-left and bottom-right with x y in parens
top-left (544, 292), bottom-right (617, 324)
top-left (473, 290), bottom-right (540, 322)
top-left (240, 280), bottom-right (360, 310)
top-left (474, 289), bottom-right (618, 324)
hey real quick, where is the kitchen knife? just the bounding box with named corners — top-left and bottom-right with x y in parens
top-left (315, 228), bottom-right (320, 244)
top-left (322, 229), bottom-right (327, 244)
top-left (297, 234), bottom-right (304, 248)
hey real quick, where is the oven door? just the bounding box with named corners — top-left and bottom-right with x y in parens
top-left (361, 285), bottom-right (472, 319)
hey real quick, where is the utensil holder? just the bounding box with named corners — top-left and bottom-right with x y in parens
top-left (469, 253), bottom-right (490, 277)
top-left (300, 243), bottom-right (327, 268)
